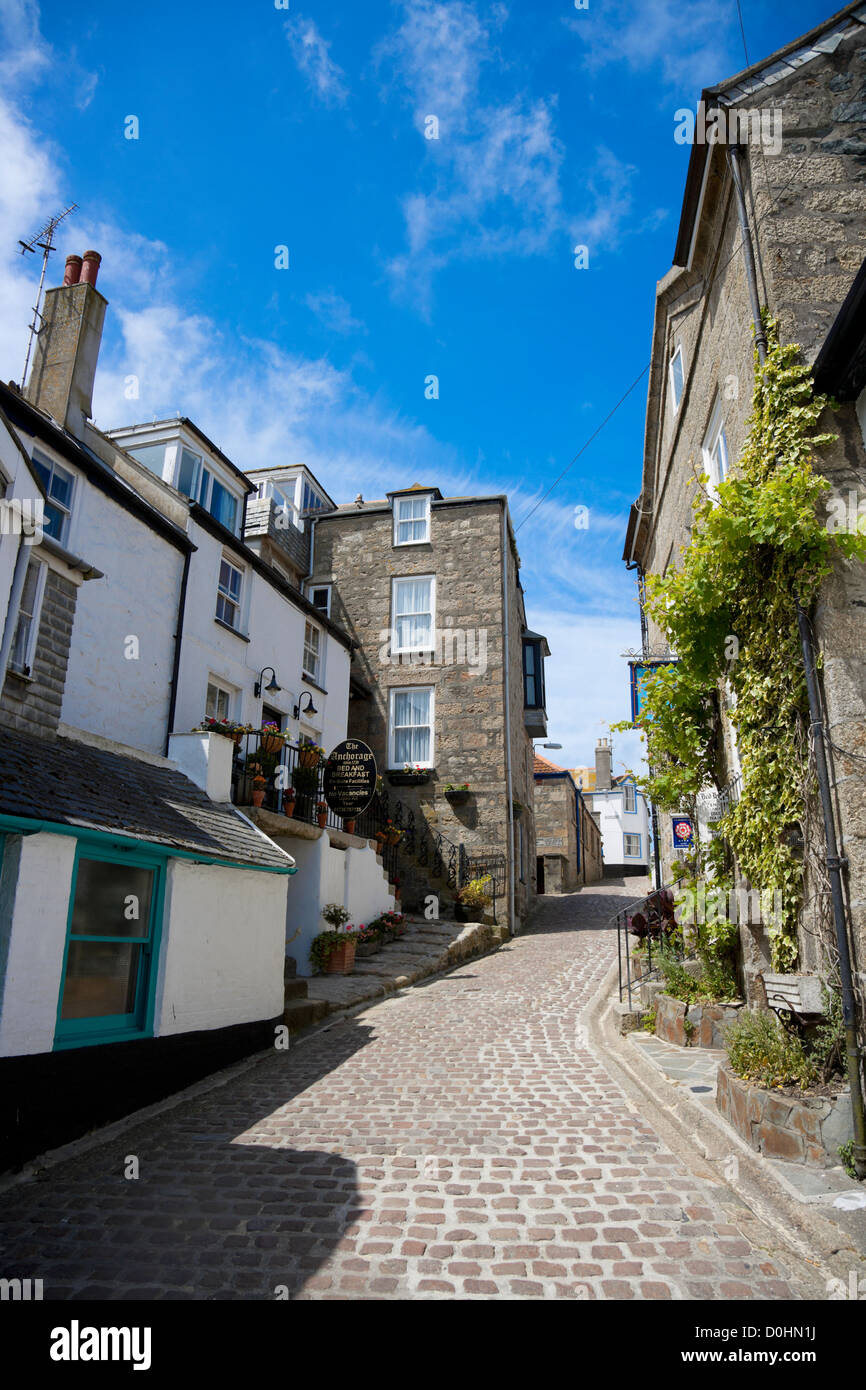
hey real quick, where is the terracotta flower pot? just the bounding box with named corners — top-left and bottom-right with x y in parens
top-left (325, 941), bottom-right (356, 974)
top-left (317, 809), bottom-right (328, 828)
top-left (252, 787), bottom-right (266, 807)
top-left (282, 795), bottom-right (296, 818)
top-left (344, 818), bottom-right (356, 834)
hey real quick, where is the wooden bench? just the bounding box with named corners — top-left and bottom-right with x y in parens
top-left (761, 972), bottom-right (824, 1019)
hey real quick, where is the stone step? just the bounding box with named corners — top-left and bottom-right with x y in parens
top-left (283, 996), bottom-right (329, 1032)
top-left (284, 977), bottom-right (309, 1001)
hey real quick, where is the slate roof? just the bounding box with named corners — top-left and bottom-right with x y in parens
top-left (0, 728), bottom-right (293, 871)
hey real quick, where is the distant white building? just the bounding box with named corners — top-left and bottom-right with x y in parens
top-left (582, 738), bottom-right (651, 877)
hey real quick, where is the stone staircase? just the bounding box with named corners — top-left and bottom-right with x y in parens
top-left (282, 911), bottom-right (507, 1035)
top-left (282, 955), bottom-right (329, 1034)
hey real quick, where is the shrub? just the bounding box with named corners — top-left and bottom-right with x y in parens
top-left (725, 1008), bottom-right (817, 1089)
top-left (309, 926), bottom-right (356, 973)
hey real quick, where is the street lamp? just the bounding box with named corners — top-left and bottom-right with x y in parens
top-left (293, 691), bottom-right (318, 720)
top-left (254, 666), bottom-right (281, 699)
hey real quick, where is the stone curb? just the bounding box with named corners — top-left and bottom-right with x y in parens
top-left (585, 961), bottom-right (866, 1292)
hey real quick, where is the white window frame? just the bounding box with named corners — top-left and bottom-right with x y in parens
top-left (215, 554), bottom-right (244, 631)
top-left (393, 493), bottom-right (431, 546)
top-left (702, 398), bottom-right (729, 501)
top-left (205, 676), bottom-right (234, 721)
top-left (309, 584), bottom-right (332, 617)
top-left (391, 574), bottom-right (436, 655)
top-left (32, 451), bottom-right (75, 545)
top-left (623, 782), bottom-right (637, 814)
top-left (303, 619), bottom-right (322, 684)
top-left (669, 345), bottom-right (685, 413)
top-left (9, 557), bottom-right (47, 676)
top-left (388, 685), bottom-right (435, 769)
top-left (623, 832), bottom-right (642, 858)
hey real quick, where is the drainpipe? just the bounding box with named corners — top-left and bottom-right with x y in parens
top-left (575, 784), bottom-right (582, 880)
top-left (301, 515), bottom-right (318, 595)
top-left (727, 137), bottom-right (866, 1176)
top-left (501, 505), bottom-right (516, 935)
top-left (164, 546), bottom-right (191, 756)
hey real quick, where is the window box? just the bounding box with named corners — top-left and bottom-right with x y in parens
top-left (387, 770), bottom-right (432, 786)
top-left (445, 788), bottom-right (470, 805)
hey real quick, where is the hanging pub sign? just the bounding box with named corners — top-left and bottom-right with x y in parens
top-left (323, 739), bottom-right (378, 819)
top-left (629, 659), bottom-right (677, 723)
top-left (671, 816), bottom-right (694, 851)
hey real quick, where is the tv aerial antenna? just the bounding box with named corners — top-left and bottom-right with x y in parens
top-left (18, 201), bottom-right (78, 391)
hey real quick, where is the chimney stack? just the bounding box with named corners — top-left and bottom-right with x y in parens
top-left (595, 737), bottom-right (612, 791)
top-left (25, 250), bottom-right (107, 441)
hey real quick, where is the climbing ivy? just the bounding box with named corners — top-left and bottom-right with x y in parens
top-left (622, 319), bottom-right (866, 970)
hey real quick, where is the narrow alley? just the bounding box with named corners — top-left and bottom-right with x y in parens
top-left (0, 883), bottom-right (821, 1300)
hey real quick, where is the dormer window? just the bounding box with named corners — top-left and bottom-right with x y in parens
top-left (393, 494), bottom-right (431, 545)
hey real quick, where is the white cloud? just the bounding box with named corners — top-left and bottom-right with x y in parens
top-left (377, 0), bottom-right (499, 134)
top-left (305, 290), bottom-right (366, 336)
top-left (286, 16), bottom-right (348, 107)
top-left (379, 1), bottom-right (566, 310)
top-left (565, 0), bottom-right (738, 94)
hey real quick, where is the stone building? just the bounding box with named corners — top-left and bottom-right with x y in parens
top-left (622, 3), bottom-right (866, 996)
top-left (533, 754), bottom-right (603, 892)
top-left (302, 484), bottom-right (549, 929)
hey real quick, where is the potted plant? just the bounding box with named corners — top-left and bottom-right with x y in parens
top-left (388, 762), bottom-right (432, 786)
top-left (298, 736), bottom-right (324, 770)
top-left (292, 760), bottom-right (319, 802)
top-left (354, 923), bottom-right (382, 957)
top-left (343, 815), bottom-right (356, 834)
top-left (385, 820), bottom-right (402, 846)
top-left (455, 876), bottom-right (492, 923)
top-left (282, 789), bottom-right (297, 818)
top-left (260, 721), bottom-right (284, 756)
top-left (194, 716), bottom-right (250, 746)
top-left (316, 800), bottom-right (329, 828)
top-left (445, 782), bottom-right (471, 805)
top-left (309, 926), bottom-right (357, 975)
top-left (251, 775), bottom-right (267, 807)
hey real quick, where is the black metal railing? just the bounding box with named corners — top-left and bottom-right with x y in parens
top-left (229, 733), bottom-right (507, 915)
top-left (230, 732), bottom-right (383, 839)
top-left (615, 884), bottom-right (681, 1010)
top-left (377, 789), bottom-right (507, 920)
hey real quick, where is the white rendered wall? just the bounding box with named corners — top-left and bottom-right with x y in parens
top-left (276, 832), bottom-right (394, 975)
top-left (155, 859), bottom-right (288, 1036)
top-left (0, 419), bottom-right (44, 644)
top-left (174, 518), bottom-right (350, 756)
top-left (28, 439), bottom-right (185, 756)
top-left (0, 832), bottom-right (76, 1056)
top-left (586, 789), bottom-right (650, 868)
top-left (344, 845), bottom-right (394, 928)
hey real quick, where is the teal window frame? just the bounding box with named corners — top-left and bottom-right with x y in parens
top-left (53, 842), bottom-right (167, 1051)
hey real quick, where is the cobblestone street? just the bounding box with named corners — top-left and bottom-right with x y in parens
top-left (0, 882), bottom-right (818, 1300)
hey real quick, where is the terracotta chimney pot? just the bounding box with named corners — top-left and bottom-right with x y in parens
top-left (79, 250), bottom-right (102, 286)
top-left (63, 255), bottom-right (83, 286)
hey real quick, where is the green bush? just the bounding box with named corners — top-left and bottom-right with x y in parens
top-left (725, 1008), bottom-right (817, 1089)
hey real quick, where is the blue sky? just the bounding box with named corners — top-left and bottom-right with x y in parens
top-left (0, 0), bottom-right (833, 773)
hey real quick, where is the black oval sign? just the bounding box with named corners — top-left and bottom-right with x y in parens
top-left (323, 739), bottom-right (377, 819)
